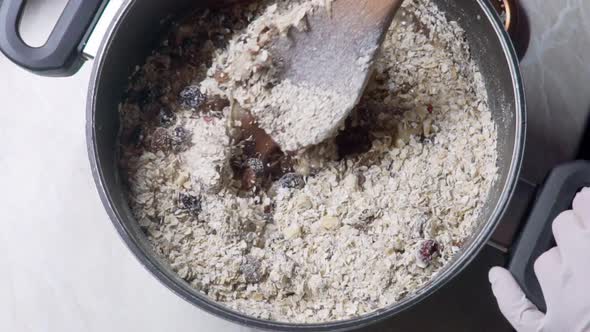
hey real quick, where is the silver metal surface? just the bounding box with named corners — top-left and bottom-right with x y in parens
top-left (82, 0), bottom-right (124, 60)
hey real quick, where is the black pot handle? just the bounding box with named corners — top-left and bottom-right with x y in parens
top-left (508, 161), bottom-right (590, 312)
top-left (0, 0), bottom-right (106, 77)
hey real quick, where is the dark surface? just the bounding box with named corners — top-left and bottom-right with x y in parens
top-left (509, 161), bottom-right (590, 312)
top-left (360, 246), bottom-right (512, 332)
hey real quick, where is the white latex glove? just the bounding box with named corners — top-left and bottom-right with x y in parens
top-left (489, 187), bottom-right (590, 332)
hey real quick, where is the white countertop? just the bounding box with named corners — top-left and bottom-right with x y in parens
top-left (0, 2), bottom-right (249, 331)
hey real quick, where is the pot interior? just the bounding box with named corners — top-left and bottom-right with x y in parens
top-left (88, 0), bottom-right (523, 329)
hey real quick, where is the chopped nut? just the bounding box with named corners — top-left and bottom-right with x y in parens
top-left (283, 224), bottom-right (302, 240)
top-left (320, 216), bottom-right (340, 230)
top-left (174, 172), bottom-right (189, 186)
top-left (295, 195), bottom-right (312, 210)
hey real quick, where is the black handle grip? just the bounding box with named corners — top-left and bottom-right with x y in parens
top-left (508, 161), bottom-right (590, 312)
top-left (0, 0), bottom-right (105, 77)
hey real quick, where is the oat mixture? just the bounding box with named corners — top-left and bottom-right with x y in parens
top-left (118, 0), bottom-right (498, 323)
top-left (199, 0), bottom-right (354, 151)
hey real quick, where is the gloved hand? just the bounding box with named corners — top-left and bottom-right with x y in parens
top-left (489, 187), bottom-right (590, 332)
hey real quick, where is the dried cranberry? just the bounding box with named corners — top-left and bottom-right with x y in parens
top-left (278, 173), bottom-right (305, 189)
top-left (179, 193), bottom-right (202, 215)
top-left (179, 85), bottom-right (207, 109)
top-left (418, 240), bottom-right (440, 264)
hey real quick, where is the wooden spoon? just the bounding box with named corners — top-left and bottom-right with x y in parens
top-left (268, 0), bottom-right (405, 150)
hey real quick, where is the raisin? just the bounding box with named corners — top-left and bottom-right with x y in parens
top-left (149, 128), bottom-right (172, 152)
top-left (245, 158), bottom-right (265, 176)
top-left (173, 126), bottom-right (191, 144)
top-left (179, 85), bottom-right (207, 109)
top-left (417, 239), bottom-right (441, 265)
top-left (278, 173), bottom-right (305, 189)
top-left (240, 255), bottom-right (263, 283)
top-left (179, 193), bottom-right (202, 215)
top-left (170, 127), bottom-right (191, 153)
top-left (158, 106), bottom-right (176, 127)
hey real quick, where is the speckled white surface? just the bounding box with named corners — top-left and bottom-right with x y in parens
top-left (0, 1), bottom-right (249, 331)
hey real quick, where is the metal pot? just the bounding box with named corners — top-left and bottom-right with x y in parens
top-left (0, 0), bottom-right (526, 330)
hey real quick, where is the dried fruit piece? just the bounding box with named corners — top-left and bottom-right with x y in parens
top-left (173, 126), bottom-right (191, 144)
top-left (158, 106), bottom-right (176, 127)
top-left (240, 255), bottom-right (264, 283)
top-left (416, 239), bottom-right (441, 267)
top-left (178, 192), bottom-right (202, 215)
top-left (179, 85), bottom-right (207, 108)
top-left (170, 127), bottom-right (191, 153)
top-left (427, 104), bottom-right (434, 114)
top-left (245, 158), bottom-right (265, 176)
top-left (149, 128), bottom-right (172, 152)
top-left (278, 173), bottom-right (305, 189)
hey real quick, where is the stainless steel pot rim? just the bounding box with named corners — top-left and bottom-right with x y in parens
top-left (86, 0), bottom-right (526, 330)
